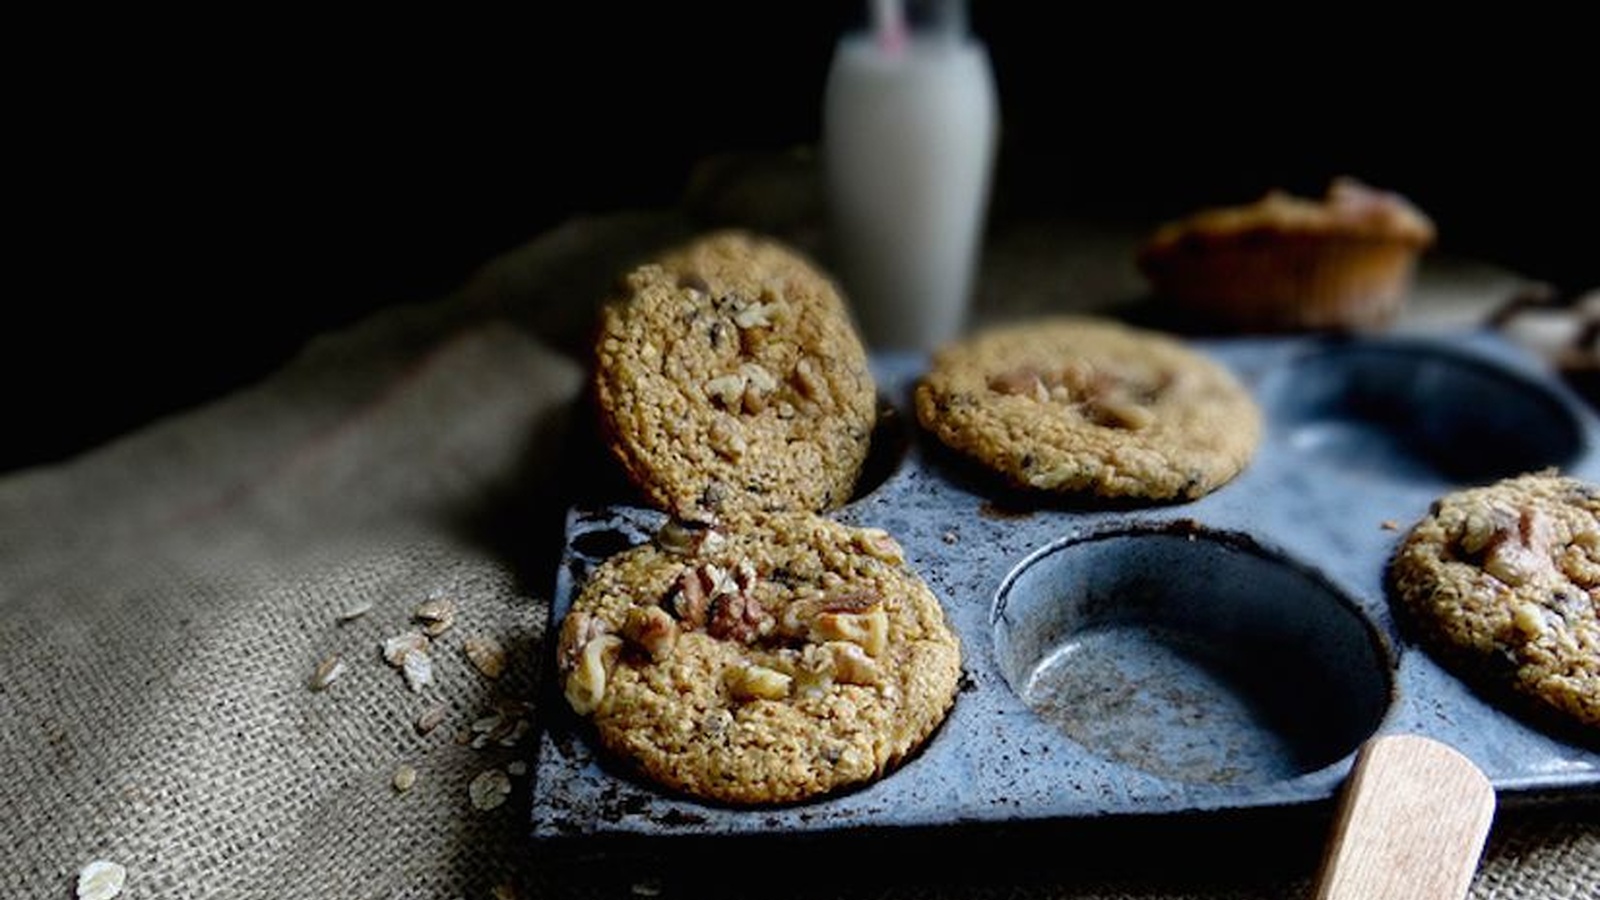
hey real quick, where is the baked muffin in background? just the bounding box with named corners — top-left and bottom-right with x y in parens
top-left (1136, 177), bottom-right (1437, 333)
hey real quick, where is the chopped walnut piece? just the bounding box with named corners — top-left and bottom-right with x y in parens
top-left (853, 528), bottom-right (904, 564)
top-left (738, 363), bottom-right (779, 414)
top-left (707, 590), bottom-right (773, 644)
top-left (731, 664), bottom-right (792, 701)
top-left (780, 589), bottom-right (882, 636)
top-left (704, 372), bottom-right (748, 409)
top-left (988, 367), bottom-right (1046, 397)
top-left (707, 414), bottom-right (747, 461)
top-left (563, 634), bottom-right (622, 715)
top-left (1458, 504), bottom-right (1518, 555)
top-left (1472, 507), bottom-right (1560, 587)
top-left (556, 611), bottom-right (609, 673)
top-left (670, 568), bottom-right (711, 628)
top-left (1511, 602), bottom-right (1550, 640)
top-left (732, 559), bottom-right (760, 592)
top-left (777, 591), bottom-right (826, 638)
top-left (622, 605), bottom-right (679, 661)
top-left (733, 300), bottom-right (777, 329)
top-left (824, 641), bottom-right (883, 686)
top-left (1088, 397), bottom-right (1156, 430)
top-left (811, 605), bottom-right (889, 657)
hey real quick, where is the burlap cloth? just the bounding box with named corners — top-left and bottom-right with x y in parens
top-left (3, 196), bottom-right (1596, 899)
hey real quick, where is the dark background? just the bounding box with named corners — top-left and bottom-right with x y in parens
top-left (9, 5), bottom-right (1593, 473)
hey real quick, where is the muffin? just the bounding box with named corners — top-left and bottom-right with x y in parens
top-left (554, 512), bottom-right (962, 805)
top-left (592, 230), bottom-right (877, 523)
top-left (914, 315), bottom-right (1262, 501)
top-left (1387, 471), bottom-right (1599, 734)
top-left (1136, 177), bottom-right (1437, 332)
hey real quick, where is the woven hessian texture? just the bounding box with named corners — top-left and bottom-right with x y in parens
top-left (2, 211), bottom-right (1595, 899)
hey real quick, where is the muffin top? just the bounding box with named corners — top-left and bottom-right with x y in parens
top-left (1139, 177), bottom-right (1437, 255)
top-left (914, 315), bottom-right (1262, 501)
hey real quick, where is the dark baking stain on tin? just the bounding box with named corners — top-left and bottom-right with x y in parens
top-left (655, 809), bottom-right (709, 827)
top-left (979, 499), bottom-right (1036, 520)
top-left (571, 528), bottom-right (637, 560)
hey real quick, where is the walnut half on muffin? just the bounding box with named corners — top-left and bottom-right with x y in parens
top-left (1136, 177), bottom-right (1437, 333)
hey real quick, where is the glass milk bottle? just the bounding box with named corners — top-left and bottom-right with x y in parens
top-left (822, 0), bottom-right (999, 352)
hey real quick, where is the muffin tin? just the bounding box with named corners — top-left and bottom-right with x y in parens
top-left (530, 328), bottom-right (1600, 842)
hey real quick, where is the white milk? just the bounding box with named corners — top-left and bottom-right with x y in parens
top-left (823, 31), bottom-right (999, 351)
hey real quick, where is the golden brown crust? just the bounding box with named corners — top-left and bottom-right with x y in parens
top-left (1140, 177), bottom-right (1436, 253)
top-left (593, 230), bottom-right (877, 522)
top-left (914, 316), bottom-right (1262, 500)
top-left (1136, 178), bottom-right (1436, 332)
top-left (1388, 471), bottom-right (1600, 731)
top-left (556, 513), bottom-right (962, 805)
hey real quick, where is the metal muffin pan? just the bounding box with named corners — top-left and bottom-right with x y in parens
top-left (530, 328), bottom-right (1600, 841)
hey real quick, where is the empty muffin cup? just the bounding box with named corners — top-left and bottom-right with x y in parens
top-left (1264, 340), bottom-right (1586, 484)
top-left (992, 522), bottom-right (1394, 787)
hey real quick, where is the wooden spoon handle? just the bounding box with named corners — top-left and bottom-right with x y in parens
top-left (1313, 734), bottom-right (1497, 900)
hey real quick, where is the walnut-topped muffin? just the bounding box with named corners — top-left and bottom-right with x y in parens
top-left (593, 230), bottom-right (877, 523)
top-left (1388, 471), bottom-right (1600, 734)
top-left (555, 512), bottom-right (962, 805)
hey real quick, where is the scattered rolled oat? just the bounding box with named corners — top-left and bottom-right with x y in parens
top-left (382, 631), bottom-right (429, 666)
top-left (414, 705), bottom-right (448, 736)
top-left (469, 768), bottom-right (513, 811)
top-left (463, 635), bottom-right (506, 679)
top-left (309, 653), bottom-right (346, 692)
top-left (414, 596), bottom-right (457, 637)
top-left (1381, 520), bottom-right (1400, 531)
top-left (392, 764), bottom-right (418, 793)
top-left (336, 601), bottom-right (374, 622)
top-left (498, 718), bottom-right (531, 748)
top-left (506, 760), bottom-right (528, 777)
top-left (401, 650), bottom-right (434, 693)
top-left (76, 860), bottom-right (126, 900)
